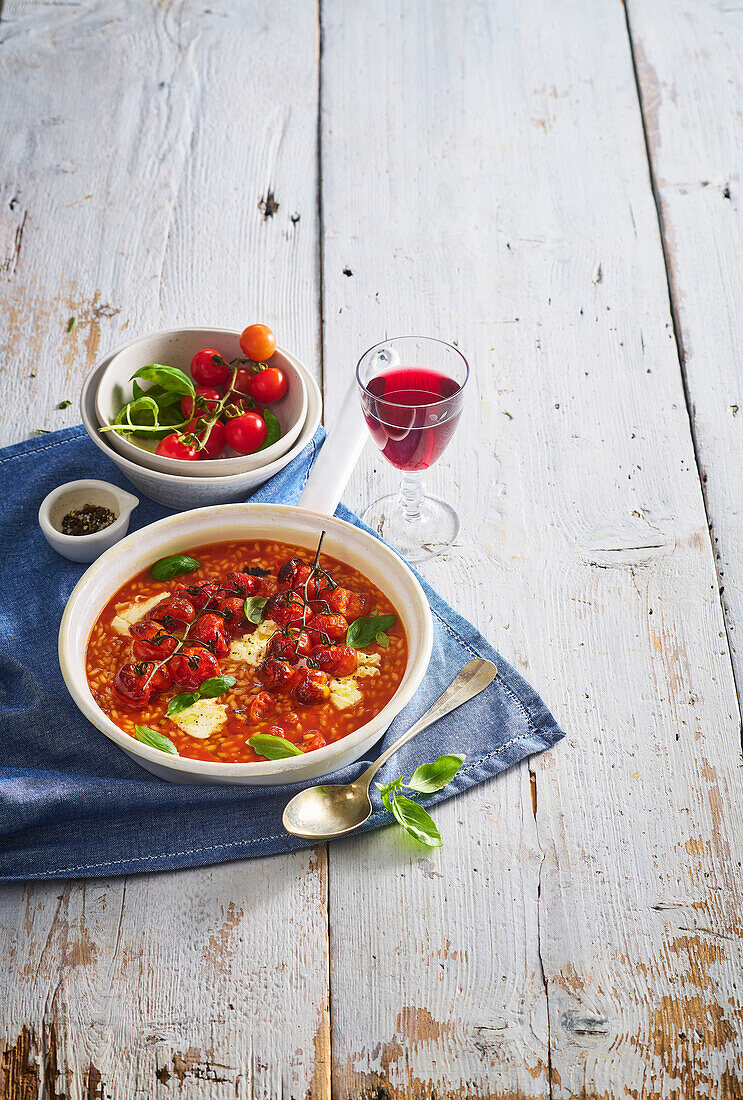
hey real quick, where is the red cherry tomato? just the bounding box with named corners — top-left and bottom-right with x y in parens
top-left (294, 668), bottom-right (330, 706)
top-left (231, 368), bottom-right (254, 396)
top-left (326, 586), bottom-right (369, 619)
top-left (305, 612), bottom-right (348, 645)
top-left (267, 630), bottom-right (313, 662)
top-left (150, 595), bottom-right (197, 627)
top-left (213, 594), bottom-right (249, 636)
top-left (190, 612), bottom-right (230, 658)
top-left (129, 620), bottom-right (179, 662)
top-left (225, 571), bottom-right (262, 596)
top-left (249, 691), bottom-right (275, 722)
top-left (173, 581), bottom-right (220, 610)
top-left (191, 348), bottom-right (229, 387)
top-left (181, 386), bottom-right (221, 420)
top-left (256, 658), bottom-right (300, 694)
top-left (263, 592), bottom-right (305, 629)
top-left (185, 417), bottom-right (226, 460)
top-left (249, 367), bottom-right (287, 404)
top-left (239, 324), bottom-right (276, 362)
top-left (300, 729), bottom-right (326, 753)
top-left (168, 645), bottom-right (220, 690)
top-left (224, 411), bottom-right (267, 455)
top-left (310, 644), bottom-right (358, 678)
top-left (155, 434), bottom-right (200, 461)
top-left (113, 661), bottom-right (171, 708)
top-left (277, 557), bottom-right (312, 591)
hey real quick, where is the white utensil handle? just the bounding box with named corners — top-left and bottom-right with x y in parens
top-left (298, 382), bottom-right (368, 517)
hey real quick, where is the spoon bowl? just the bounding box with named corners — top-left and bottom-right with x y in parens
top-left (282, 781), bottom-right (373, 839)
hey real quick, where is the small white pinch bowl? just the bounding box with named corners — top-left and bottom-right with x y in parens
top-left (81, 344), bottom-right (322, 509)
top-left (94, 327), bottom-right (307, 477)
top-left (39, 479), bottom-right (139, 563)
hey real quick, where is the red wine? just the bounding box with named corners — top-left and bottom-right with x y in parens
top-left (362, 367), bottom-right (463, 471)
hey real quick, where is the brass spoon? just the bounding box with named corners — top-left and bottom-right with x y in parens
top-left (282, 658), bottom-right (497, 840)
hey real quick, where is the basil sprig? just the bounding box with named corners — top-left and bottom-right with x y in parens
top-left (244, 595), bottom-right (268, 624)
top-left (131, 364), bottom-right (195, 397)
top-left (248, 734), bottom-right (304, 759)
top-left (134, 725), bottom-right (179, 755)
top-left (166, 675), bottom-right (237, 717)
top-left (150, 554), bottom-right (201, 580)
top-left (259, 408), bottom-right (282, 451)
top-left (346, 614), bottom-right (397, 649)
top-left (376, 753), bottom-right (465, 847)
top-left (100, 365), bottom-right (195, 440)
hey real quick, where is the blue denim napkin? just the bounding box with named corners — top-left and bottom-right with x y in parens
top-left (0, 426), bottom-right (564, 880)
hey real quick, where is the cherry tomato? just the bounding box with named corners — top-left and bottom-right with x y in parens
top-left (327, 586), bottom-right (369, 619)
top-left (150, 595), bottom-right (197, 627)
top-left (225, 571), bottom-right (261, 596)
top-left (264, 591), bottom-right (305, 628)
top-left (257, 658), bottom-right (300, 694)
top-left (173, 581), bottom-right (220, 610)
top-left (190, 612), bottom-right (230, 658)
top-left (231, 368), bottom-right (254, 397)
top-left (249, 367), bottom-right (287, 404)
top-left (267, 630), bottom-right (313, 662)
top-left (155, 434), bottom-right (199, 461)
top-left (239, 323), bottom-right (276, 362)
top-left (294, 668), bottom-right (330, 706)
top-left (191, 348), bottom-right (229, 387)
top-left (129, 620), bottom-right (179, 662)
top-left (310, 644), bottom-right (358, 678)
top-left (305, 612), bottom-right (348, 645)
top-left (277, 557), bottom-right (312, 591)
top-left (224, 411), bottom-right (267, 455)
top-left (180, 386), bottom-right (221, 420)
top-left (113, 661), bottom-right (171, 708)
top-left (300, 729), bottom-right (326, 753)
top-left (169, 645), bottom-right (220, 690)
top-left (185, 417), bottom-right (226, 460)
top-left (213, 594), bottom-right (249, 636)
top-left (249, 691), bottom-right (275, 722)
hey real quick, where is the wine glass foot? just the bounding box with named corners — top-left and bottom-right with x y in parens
top-left (360, 493), bottom-right (460, 563)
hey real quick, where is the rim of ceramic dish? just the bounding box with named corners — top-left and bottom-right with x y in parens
top-left (356, 335), bottom-right (470, 408)
top-left (81, 338), bottom-right (322, 487)
top-left (58, 504), bottom-right (433, 779)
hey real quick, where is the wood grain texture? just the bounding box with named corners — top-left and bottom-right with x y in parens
top-left (0, 2), bottom-right (329, 1097)
top-left (624, 1), bottom-right (743, 689)
top-left (320, 0), bottom-right (743, 1096)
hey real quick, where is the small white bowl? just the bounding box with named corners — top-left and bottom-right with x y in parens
top-left (81, 347), bottom-right (322, 509)
top-left (39, 480), bottom-right (139, 563)
top-left (95, 328), bottom-right (307, 477)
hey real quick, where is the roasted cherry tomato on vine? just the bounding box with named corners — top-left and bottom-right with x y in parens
top-left (155, 433), bottom-right (200, 461)
top-left (267, 630), bottom-right (313, 662)
top-left (224, 411), bottom-right (267, 455)
top-left (185, 417), bottom-right (227, 460)
top-left (310, 644), bottom-right (358, 678)
top-left (264, 591), bottom-right (305, 628)
top-left (225, 570), bottom-right (262, 596)
top-left (305, 612), bottom-right (348, 644)
top-left (239, 323), bottom-right (276, 363)
top-left (174, 581), bottom-right (220, 610)
top-left (113, 661), bottom-right (171, 708)
top-left (190, 612), bottom-right (230, 658)
top-left (181, 386), bottom-right (221, 420)
top-left (248, 691), bottom-right (275, 722)
top-left (191, 348), bottom-right (229, 387)
top-left (213, 593), bottom-right (249, 635)
top-left (150, 595), bottom-right (197, 626)
top-left (277, 557), bottom-right (312, 591)
top-left (327, 586), bottom-right (368, 619)
top-left (168, 645), bottom-right (220, 690)
top-left (248, 366), bottom-right (287, 404)
top-left (257, 657), bottom-right (300, 694)
top-left (129, 620), bottom-right (179, 662)
top-left (294, 668), bottom-right (330, 706)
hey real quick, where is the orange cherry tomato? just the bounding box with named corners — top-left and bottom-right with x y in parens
top-left (239, 323), bottom-right (276, 362)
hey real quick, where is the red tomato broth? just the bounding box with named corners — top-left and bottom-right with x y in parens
top-left (85, 539), bottom-right (408, 763)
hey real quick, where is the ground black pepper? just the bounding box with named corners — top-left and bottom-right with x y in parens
top-left (61, 504), bottom-right (116, 536)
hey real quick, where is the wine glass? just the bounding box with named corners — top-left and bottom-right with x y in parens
top-left (356, 336), bottom-right (469, 563)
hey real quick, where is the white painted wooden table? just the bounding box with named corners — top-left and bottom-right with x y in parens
top-left (1, 2), bottom-right (742, 1096)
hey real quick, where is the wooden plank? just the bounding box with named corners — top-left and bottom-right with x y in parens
top-left (0, 2), bottom-right (329, 1096)
top-left (320, 0), bottom-right (743, 1096)
top-left (624, 1), bottom-right (743, 692)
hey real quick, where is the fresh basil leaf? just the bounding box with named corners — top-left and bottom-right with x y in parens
top-left (114, 395), bottom-right (160, 429)
top-left (259, 408), bottom-right (282, 451)
top-left (132, 379), bottom-right (145, 399)
top-left (390, 794), bottom-right (442, 847)
top-left (376, 777), bottom-right (402, 814)
top-left (154, 389), bottom-right (187, 409)
top-left (407, 754), bottom-right (466, 794)
top-left (131, 364), bottom-right (195, 397)
top-left (248, 734), bottom-right (304, 759)
top-left (134, 725), bottom-right (179, 755)
top-left (150, 554), bottom-right (201, 580)
top-left (375, 631), bottom-right (390, 648)
top-left (166, 692), bottom-right (200, 717)
top-left (199, 675), bottom-right (237, 698)
top-left (346, 614), bottom-right (397, 649)
top-left (244, 595), bottom-right (268, 625)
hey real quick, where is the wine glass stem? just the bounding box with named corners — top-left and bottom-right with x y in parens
top-left (399, 470), bottom-right (424, 523)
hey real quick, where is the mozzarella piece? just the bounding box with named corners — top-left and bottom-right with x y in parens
top-left (330, 651), bottom-right (382, 710)
top-left (111, 591), bottom-right (169, 635)
top-left (228, 620), bottom-right (279, 667)
top-left (170, 698), bottom-right (228, 740)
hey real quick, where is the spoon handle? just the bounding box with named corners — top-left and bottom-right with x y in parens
top-left (358, 657), bottom-right (498, 786)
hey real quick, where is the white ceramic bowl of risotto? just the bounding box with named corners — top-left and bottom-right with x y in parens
top-left (59, 393), bottom-right (434, 784)
top-left (95, 328), bottom-right (308, 477)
